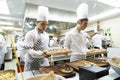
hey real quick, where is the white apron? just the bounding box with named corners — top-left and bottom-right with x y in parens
top-left (70, 53), bottom-right (86, 62)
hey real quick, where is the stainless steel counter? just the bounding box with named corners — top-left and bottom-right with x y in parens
top-left (17, 67), bottom-right (119, 80)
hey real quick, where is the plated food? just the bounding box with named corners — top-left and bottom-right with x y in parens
top-left (0, 70), bottom-right (15, 80)
top-left (81, 61), bottom-right (96, 66)
top-left (60, 65), bottom-right (73, 73)
top-left (27, 71), bottom-right (66, 80)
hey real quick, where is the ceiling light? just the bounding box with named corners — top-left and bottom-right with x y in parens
top-left (97, 0), bottom-right (120, 7)
top-left (89, 8), bottom-right (120, 22)
top-left (0, 21), bottom-right (13, 25)
top-left (0, 27), bottom-right (22, 30)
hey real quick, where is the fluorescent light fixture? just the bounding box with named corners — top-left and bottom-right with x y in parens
top-left (0, 27), bottom-right (22, 31)
top-left (0, 21), bottom-right (13, 25)
top-left (89, 8), bottom-right (120, 22)
top-left (97, 0), bottom-right (120, 7)
top-left (0, 0), bottom-right (10, 14)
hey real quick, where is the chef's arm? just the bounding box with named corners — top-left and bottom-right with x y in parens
top-left (27, 49), bottom-right (50, 58)
top-left (26, 49), bottom-right (42, 56)
top-left (20, 42), bottom-right (25, 47)
top-left (24, 32), bottom-right (44, 58)
top-left (64, 34), bottom-right (71, 49)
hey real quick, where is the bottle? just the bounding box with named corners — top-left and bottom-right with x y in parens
top-left (50, 55), bottom-right (54, 66)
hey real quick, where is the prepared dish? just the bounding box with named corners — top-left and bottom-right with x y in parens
top-left (27, 71), bottom-right (66, 80)
top-left (87, 49), bottom-right (107, 55)
top-left (0, 70), bottom-right (16, 80)
top-left (81, 61), bottom-right (96, 66)
top-left (60, 65), bottom-right (73, 73)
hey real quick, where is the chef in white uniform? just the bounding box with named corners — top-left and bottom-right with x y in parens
top-left (64, 3), bottom-right (89, 62)
top-left (0, 31), bottom-right (7, 70)
top-left (24, 6), bottom-right (50, 71)
top-left (91, 29), bottom-right (103, 57)
top-left (16, 35), bottom-right (26, 61)
top-left (91, 29), bottom-right (102, 49)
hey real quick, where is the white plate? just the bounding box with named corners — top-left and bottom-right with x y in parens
top-left (27, 74), bottom-right (66, 80)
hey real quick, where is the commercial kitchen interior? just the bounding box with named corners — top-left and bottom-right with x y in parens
top-left (0, 0), bottom-right (120, 80)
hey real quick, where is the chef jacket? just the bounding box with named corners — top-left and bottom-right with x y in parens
top-left (24, 27), bottom-right (49, 71)
top-left (91, 34), bottom-right (102, 49)
top-left (16, 39), bottom-right (26, 61)
top-left (64, 27), bottom-right (88, 55)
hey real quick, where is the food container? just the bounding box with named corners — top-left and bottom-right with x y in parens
top-left (108, 57), bottom-right (120, 75)
top-left (0, 69), bottom-right (17, 80)
top-left (27, 74), bottom-right (66, 80)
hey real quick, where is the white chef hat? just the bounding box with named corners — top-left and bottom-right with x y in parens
top-left (37, 6), bottom-right (49, 21)
top-left (76, 3), bottom-right (88, 20)
top-left (94, 28), bottom-right (98, 33)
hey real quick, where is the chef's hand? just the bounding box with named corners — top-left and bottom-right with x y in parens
top-left (42, 51), bottom-right (51, 58)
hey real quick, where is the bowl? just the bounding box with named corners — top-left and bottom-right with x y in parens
top-left (27, 74), bottom-right (66, 80)
top-left (108, 57), bottom-right (120, 75)
top-left (60, 67), bottom-right (73, 74)
top-left (59, 65), bottom-right (73, 74)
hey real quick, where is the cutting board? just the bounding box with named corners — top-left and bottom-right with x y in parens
top-left (39, 64), bottom-right (76, 78)
top-left (66, 59), bottom-right (109, 72)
